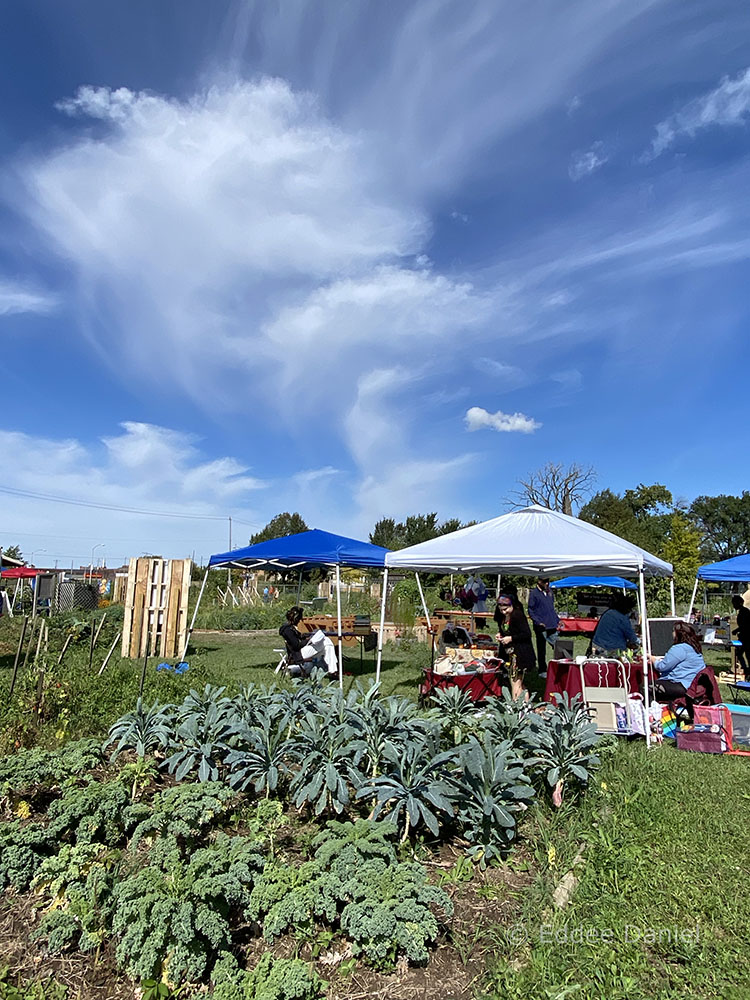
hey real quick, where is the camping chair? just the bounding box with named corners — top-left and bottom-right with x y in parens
top-left (273, 649), bottom-right (289, 675)
top-left (577, 658), bottom-right (632, 734)
top-left (668, 666), bottom-right (720, 722)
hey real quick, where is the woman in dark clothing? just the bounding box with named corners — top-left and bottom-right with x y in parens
top-left (494, 594), bottom-right (536, 676)
top-left (279, 606), bottom-right (338, 677)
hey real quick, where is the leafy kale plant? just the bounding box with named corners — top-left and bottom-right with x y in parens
top-left (127, 781), bottom-right (238, 849)
top-left (529, 693), bottom-right (601, 806)
top-left (358, 735), bottom-right (458, 840)
top-left (105, 699), bottom-right (174, 759)
top-left (451, 731), bottom-right (534, 866)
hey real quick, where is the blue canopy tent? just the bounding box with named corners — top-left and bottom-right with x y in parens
top-left (688, 553), bottom-right (750, 617)
top-left (550, 576), bottom-right (638, 590)
top-left (186, 530), bottom-right (390, 685)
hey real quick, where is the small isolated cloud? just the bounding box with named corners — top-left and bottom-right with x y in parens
top-left (645, 66), bottom-right (750, 160)
top-left (450, 210), bottom-right (469, 223)
top-left (569, 142), bottom-right (607, 181)
top-left (567, 96), bottom-right (582, 116)
top-left (464, 406), bottom-right (541, 434)
top-left (550, 368), bottom-right (583, 392)
top-left (477, 358), bottom-right (524, 379)
top-left (0, 280), bottom-right (57, 317)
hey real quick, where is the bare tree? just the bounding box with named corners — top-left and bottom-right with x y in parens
top-left (505, 462), bottom-right (596, 515)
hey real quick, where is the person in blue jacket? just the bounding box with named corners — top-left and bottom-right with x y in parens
top-left (648, 621), bottom-right (706, 701)
top-left (527, 577), bottom-right (559, 676)
top-left (591, 594), bottom-right (639, 656)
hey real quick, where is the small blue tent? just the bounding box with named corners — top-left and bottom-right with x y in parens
top-left (550, 576), bottom-right (637, 590)
top-left (696, 554), bottom-right (750, 582)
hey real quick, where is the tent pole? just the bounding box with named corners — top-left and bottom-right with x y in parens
top-left (415, 572), bottom-right (431, 629)
top-left (375, 568), bottom-right (388, 684)
top-left (687, 577), bottom-right (699, 620)
top-left (638, 564), bottom-right (651, 748)
top-left (669, 577), bottom-right (676, 617)
top-left (335, 564), bottom-right (343, 689)
top-left (296, 569), bottom-right (303, 604)
top-left (180, 567), bottom-right (209, 662)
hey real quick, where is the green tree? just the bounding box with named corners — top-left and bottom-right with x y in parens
top-left (662, 512), bottom-right (702, 601)
top-left (2, 544), bottom-right (22, 561)
top-left (688, 492), bottom-right (750, 561)
top-left (370, 514), bottom-right (472, 550)
top-left (579, 483), bottom-right (673, 553)
top-left (249, 512), bottom-right (308, 545)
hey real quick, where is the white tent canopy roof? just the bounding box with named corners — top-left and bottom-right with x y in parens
top-left (384, 505), bottom-right (672, 577)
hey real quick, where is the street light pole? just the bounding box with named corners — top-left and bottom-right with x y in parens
top-left (90, 543), bottom-right (104, 582)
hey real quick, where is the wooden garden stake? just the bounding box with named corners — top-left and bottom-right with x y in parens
top-left (93, 612), bottom-right (107, 649)
top-left (22, 618), bottom-right (38, 672)
top-left (32, 623), bottom-right (46, 724)
top-left (8, 616), bottom-right (29, 700)
top-left (98, 631), bottom-right (121, 677)
top-left (138, 648), bottom-right (149, 699)
top-left (57, 633), bottom-right (73, 667)
top-left (88, 617), bottom-right (96, 671)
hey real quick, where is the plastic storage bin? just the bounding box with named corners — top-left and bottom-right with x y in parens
top-left (724, 703), bottom-right (750, 745)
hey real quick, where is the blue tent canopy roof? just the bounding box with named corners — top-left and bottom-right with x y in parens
top-left (208, 529), bottom-right (389, 569)
top-left (550, 576), bottom-right (638, 590)
top-left (697, 554), bottom-right (750, 582)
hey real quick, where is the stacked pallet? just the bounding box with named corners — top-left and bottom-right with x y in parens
top-left (121, 558), bottom-right (192, 659)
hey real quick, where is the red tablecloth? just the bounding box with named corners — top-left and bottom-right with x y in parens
top-left (421, 668), bottom-right (505, 701)
top-left (557, 616), bottom-right (598, 635)
top-left (544, 658), bottom-right (644, 703)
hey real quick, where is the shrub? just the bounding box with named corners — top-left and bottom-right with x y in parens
top-left (528, 694), bottom-right (601, 806)
top-left (338, 858), bottom-right (453, 968)
top-left (289, 709), bottom-right (362, 816)
top-left (105, 699), bottom-right (174, 759)
top-left (358, 735), bottom-right (459, 840)
top-left (0, 820), bottom-right (57, 890)
top-left (451, 732), bottom-right (534, 866)
top-left (112, 834), bottom-right (265, 984)
top-left (31, 843), bottom-right (119, 953)
top-left (46, 778), bottom-right (132, 847)
top-left (209, 952), bottom-right (325, 1000)
top-left (127, 781), bottom-right (238, 849)
top-left (0, 739), bottom-right (103, 798)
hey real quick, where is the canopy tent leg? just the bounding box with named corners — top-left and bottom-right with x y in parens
top-left (180, 567), bottom-right (209, 662)
top-left (296, 569), bottom-right (303, 604)
top-left (375, 568), bottom-right (388, 685)
top-left (415, 573), bottom-right (431, 629)
top-left (638, 565), bottom-right (651, 748)
top-left (669, 577), bottom-right (676, 617)
top-left (335, 564), bottom-right (343, 689)
top-left (687, 577), bottom-right (699, 620)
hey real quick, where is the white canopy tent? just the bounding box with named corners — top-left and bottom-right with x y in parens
top-left (378, 505), bottom-right (673, 744)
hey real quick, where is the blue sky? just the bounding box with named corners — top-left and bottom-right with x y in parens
top-left (1, 0), bottom-right (749, 566)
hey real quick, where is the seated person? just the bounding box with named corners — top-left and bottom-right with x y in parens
top-left (438, 618), bottom-right (472, 652)
top-left (279, 606), bottom-right (338, 678)
top-left (648, 622), bottom-right (706, 702)
top-left (591, 595), bottom-right (639, 656)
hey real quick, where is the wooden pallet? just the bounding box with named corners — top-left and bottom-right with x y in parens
top-left (121, 558), bottom-right (192, 659)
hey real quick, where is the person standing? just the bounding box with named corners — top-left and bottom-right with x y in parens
top-left (467, 574), bottom-right (488, 629)
top-left (527, 577), bottom-right (559, 677)
top-left (732, 595), bottom-right (750, 680)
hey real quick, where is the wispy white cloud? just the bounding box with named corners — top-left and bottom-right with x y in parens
top-left (464, 406), bottom-right (541, 433)
top-left (0, 280), bottom-right (57, 317)
top-left (569, 141), bottom-right (607, 180)
top-left (0, 422), bottom-right (266, 565)
top-left (645, 65), bottom-right (750, 160)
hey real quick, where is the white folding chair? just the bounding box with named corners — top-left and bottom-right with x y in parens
top-left (578, 658), bottom-right (632, 734)
top-left (274, 648), bottom-right (289, 674)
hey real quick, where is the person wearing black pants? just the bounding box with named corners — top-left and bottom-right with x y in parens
top-left (731, 596), bottom-right (750, 680)
top-left (527, 577), bottom-right (559, 676)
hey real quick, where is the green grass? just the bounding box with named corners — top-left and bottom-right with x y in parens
top-left (486, 741), bottom-right (750, 1000)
